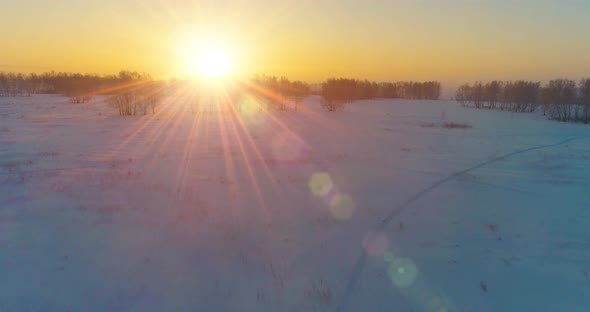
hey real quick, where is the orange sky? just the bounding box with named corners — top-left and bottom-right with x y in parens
top-left (2, 0), bottom-right (590, 87)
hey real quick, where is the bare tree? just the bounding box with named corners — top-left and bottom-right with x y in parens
top-left (542, 79), bottom-right (576, 121)
top-left (580, 78), bottom-right (590, 123)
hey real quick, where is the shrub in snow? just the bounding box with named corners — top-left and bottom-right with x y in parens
top-left (107, 92), bottom-right (136, 116)
top-left (106, 82), bottom-right (163, 116)
top-left (421, 122), bottom-right (472, 129)
top-left (420, 122), bottom-right (436, 128)
top-left (320, 97), bottom-right (346, 112)
top-left (442, 122), bottom-right (472, 129)
top-left (320, 78), bottom-right (354, 111)
top-left (69, 95), bottom-right (92, 104)
top-left (303, 279), bottom-right (332, 306)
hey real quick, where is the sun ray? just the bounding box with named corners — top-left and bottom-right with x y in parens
top-left (170, 106), bottom-right (204, 212)
top-left (100, 82), bottom-right (175, 160)
top-left (225, 96), bottom-right (280, 192)
top-left (223, 113), bottom-right (271, 223)
top-left (224, 102), bottom-right (276, 215)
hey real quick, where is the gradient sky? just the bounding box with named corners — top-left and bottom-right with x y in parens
top-left (2, 0), bottom-right (590, 87)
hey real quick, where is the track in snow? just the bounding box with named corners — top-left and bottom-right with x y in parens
top-left (337, 135), bottom-right (590, 312)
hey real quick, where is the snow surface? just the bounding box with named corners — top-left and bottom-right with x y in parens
top-left (1, 95), bottom-right (589, 311)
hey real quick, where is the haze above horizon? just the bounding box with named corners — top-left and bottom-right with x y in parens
top-left (1, 0), bottom-right (589, 87)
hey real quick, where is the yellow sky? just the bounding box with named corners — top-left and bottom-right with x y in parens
top-left (2, 0), bottom-right (590, 86)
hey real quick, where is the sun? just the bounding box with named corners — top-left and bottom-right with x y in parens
top-left (181, 39), bottom-right (235, 79)
top-left (196, 48), bottom-right (232, 78)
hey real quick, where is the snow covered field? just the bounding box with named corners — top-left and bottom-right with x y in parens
top-left (1, 95), bottom-right (589, 311)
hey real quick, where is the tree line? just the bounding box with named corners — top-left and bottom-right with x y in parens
top-left (0, 70), bottom-right (160, 116)
top-left (321, 78), bottom-right (441, 111)
top-left (455, 81), bottom-right (540, 112)
top-left (244, 77), bottom-right (441, 112)
top-left (155, 75), bottom-right (311, 115)
top-left (0, 70), bottom-right (151, 101)
top-left (455, 79), bottom-right (590, 123)
top-left (1, 70), bottom-right (447, 115)
top-left (249, 75), bottom-right (311, 111)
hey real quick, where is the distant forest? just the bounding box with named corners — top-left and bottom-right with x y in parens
top-left (0, 70), bottom-right (441, 112)
top-left (0, 71), bottom-right (151, 99)
top-left (3, 69), bottom-right (589, 124)
top-left (455, 79), bottom-right (590, 123)
top-left (319, 79), bottom-right (440, 111)
top-left (322, 79), bottom-right (441, 101)
top-left (253, 76), bottom-right (441, 112)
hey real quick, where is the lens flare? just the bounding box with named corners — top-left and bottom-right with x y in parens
top-left (241, 96), bottom-right (261, 115)
top-left (362, 230), bottom-right (389, 257)
top-left (388, 258), bottom-right (418, 288)
top-left (329, 194), bottom-right (355, 220)
top-left (384, 251), bottom-right (395, 262)
top-left (308, 172), bottom-right (333, 196)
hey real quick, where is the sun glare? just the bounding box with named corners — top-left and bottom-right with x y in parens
top-left (182, 38), bottom-right (235, 79)
top-left (196, 48), bottom-right (232, 78)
